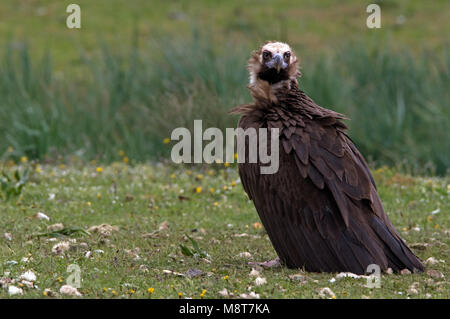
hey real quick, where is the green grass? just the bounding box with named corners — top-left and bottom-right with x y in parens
top-left (0, 1), bottom-right (448, 300)
top-left (0, 0), bottom-right (449, 68)
top-left (0, 1), bottom-right (448, 174)
top-left (0, 38), bottom-right (448, 174)
top-left (0, 162), bottom-right (448, 298)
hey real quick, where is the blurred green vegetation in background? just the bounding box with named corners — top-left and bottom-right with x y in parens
top-left (0, 0), bottom-right (448, 174)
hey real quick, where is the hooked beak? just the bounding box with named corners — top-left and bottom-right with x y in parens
top-left (266, 54), bottom-right (285, 73)
top-left (273, 54), bottom-right (283, 73)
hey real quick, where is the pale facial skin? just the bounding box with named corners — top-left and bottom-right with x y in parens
top-left (249, 42), bottom-right (298, 86)
top-left (259, 42), bottom-right (293, 73)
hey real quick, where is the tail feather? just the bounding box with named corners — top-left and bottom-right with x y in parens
top-left (370, 217), bottom-right (424, 272)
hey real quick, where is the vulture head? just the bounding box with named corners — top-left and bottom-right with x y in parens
top-left (248, 41), bottom-right (300, 85)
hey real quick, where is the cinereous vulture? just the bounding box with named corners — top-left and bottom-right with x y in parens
top-left (230, 41), bottom-right (424, 274)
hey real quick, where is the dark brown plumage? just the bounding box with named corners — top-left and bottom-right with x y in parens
top-left (231, 42), bottom-right (424, 274)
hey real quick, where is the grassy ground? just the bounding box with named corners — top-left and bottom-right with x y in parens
top-left (0, 161), bottom-right (448, 299)
top-left (1, 40), bottom-right (448, 174)
top-left (0, 1), bottom-right (448, 173)
top-left (1, 0), bottom-right (449, 68)
top-left (0, 1), bottom-right (448, 300)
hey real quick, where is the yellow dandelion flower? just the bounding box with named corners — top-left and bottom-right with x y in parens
top-left (35, 166), bottom-right (42, 173)
top-left (118, 150), bottom-right (125, 157)
top-left (209, 187), bottom-right (215, 193)
top-left (402, 227), bottom-right (407, 231)
top-left (245, 224), bottom-right (249, 229)
top-left (103, 287), bottom-right (108, 292)
top-left (196, 174), bottom-right (204, 180)
top-left (223, 185), bottom-right (228, 191)
top-left (87, 201), bottom-right (91, 207)
top-left (20, 156), bottom-right (28, 163)
top-left (234, 289), bottom-right (238, 294)
top-left (234, 153), bottom-right (238, 160)
top-left (195, 186), bottom-right (202, 193)
top-left (427, 216), bottom-right (432, 222)
top-left (223, 275), bottom-right (229, 280)
top-left (112, 290), bottom-right (118, 296)
top-left (207, 170), bottom-right (215, 176)
top-left (163, 138), bottom-right (170, 144)
top-left (97, 193), bottom-right (102, 199)
top-left (129, 289), bottom-right (135, 294)
top-left (178, 292), bottom-right (183, 298)
top-left (212, 268), bottom-right (216, 273)
top-left (123, 156), bottom-right (129, 164)
top-left (224, 162), bottom-right (230, 167)
top-left (18, 283), bottom-right (24, 288)
top-left (202, 289), bottom-right (207, 295)
top-left (96, 167), bottom-right (103, 173)
top-left (60, 164), bottom-right (66, 169)
top-left (231, 180), bottom-right (236, 187)
top-left (7, 146), bottom-right (14, 153)
top-left (186, 170), bottom-right (191, 175)
top-left (170, 284), bottom-right (174, 289)
top-left (213, 202), bottom-right (219, 207)
top-left (434, 224), bottom-right (440, 229)
top-left (43, 291), bottom-right (48, 296)
top-left (57, 277), bottom-right (63, 283)
top-left (170, 173), bottom-right (176, 179)
top-left (253, 222), bottom-right (262, 229)
top-left (332, 295), bottom-right (337, 299)
top-left (148, 287), bottom-right (154, 294)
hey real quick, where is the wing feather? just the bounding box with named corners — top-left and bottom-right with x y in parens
top-left (235, 86), bottom-right (424, 274)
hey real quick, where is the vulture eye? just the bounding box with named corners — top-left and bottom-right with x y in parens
top-left (284, 52), bottom-right (291, 60)
top-left (262, 51), bottom-right (271, 60)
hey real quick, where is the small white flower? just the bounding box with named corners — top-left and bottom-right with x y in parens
top-left (21, 257), bottom-right (33, 263)
top-left (19, 270), bottom-right (36, 282)
top-left (51, 241), bottom-right (71, 255)
top-left (8, 286), bottom-right (23, 295)
top-left (249, 268), bottom-right (260, 277)
top-left (237, 252), bottom-right (252, 259)
top-left (36, 212), bottom-right (50, 221)
top-left (425, 257), bottom-right (438, 266)
top-left (218, 288), bottom-right (229, 297)
top-left (318, 287), bottom-right (335, 299)
top-left (240, 291), bottom-right (260, 299)
top-left (336, 272), bottom-right (366, 279)
top-left (60, 285), bottom-right (82, 296)
top-left (255, 277), bottom-right (267, 286)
